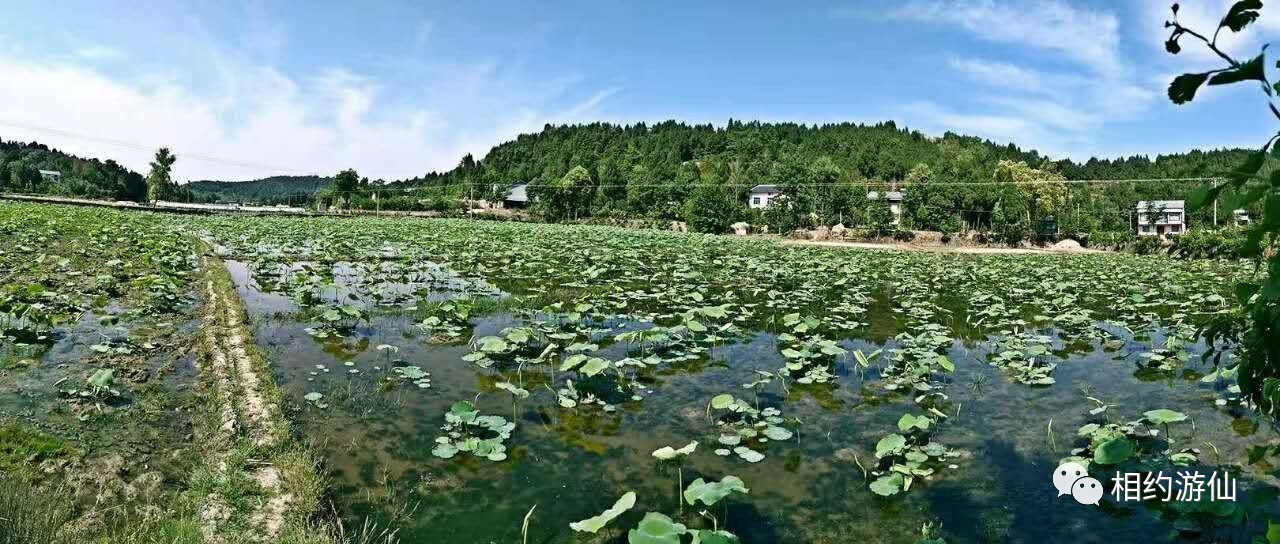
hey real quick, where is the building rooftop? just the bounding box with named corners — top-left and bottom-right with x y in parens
top-left (867, 190), bottom-right (905, 201)
top-left (1136, 200), bottom-right (1185, 210)
top-left (750, 184), bottom-right (780, 193)
top-left (505, 183), bottom-right (529, 203)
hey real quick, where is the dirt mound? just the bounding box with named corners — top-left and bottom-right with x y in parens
top-left (1052, 239), bottom-right (1084, 251)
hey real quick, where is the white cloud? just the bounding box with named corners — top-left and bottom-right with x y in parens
top-left (891, 0), bottom-right (1124, 76)
top-left (891, 2), bottom-right (1165, 159)
top-left (0, 50), bottom-right (612, 181)
top-left (947, 57), bottom-right (1044, 92)
top-left (73, 45), bottom-right (125, 61)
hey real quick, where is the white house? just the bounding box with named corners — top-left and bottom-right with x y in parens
top-left (748, 185), bottom-right (782, 209)
top-left (38, 169), bottom-right (61, 181)
top-left (1233, 208), bottom-right (1251, 226)
top-left (867, 190), bottom-right (906, 225)
top-left (503, 183), bottom-right (530, 208)
top-left (1135, 200), bottom-right (1186, 236)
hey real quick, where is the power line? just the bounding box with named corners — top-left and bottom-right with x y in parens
top-left (0, 119), bottom-right (310, 175)
top-left (322, 176), bottom-right (1224, 196)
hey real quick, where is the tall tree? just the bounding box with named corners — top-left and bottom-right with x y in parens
top-left (334, 169), bottom-right (361, 204)
top-left (535, 165), bottom-right (594, 221)
top-left (146, 148), bottom-right (177, 202)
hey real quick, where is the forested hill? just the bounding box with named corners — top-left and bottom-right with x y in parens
top-left (0, 138), bottom-right (146, 200)
top-left (1, 122), bottom-right (1254, 226)
top-left (388, 120), bottom-right (1250, 233)
top-left (186, 176), bottom-right (332, 205)
top-left (415, 120), bottom-right (1247, 190)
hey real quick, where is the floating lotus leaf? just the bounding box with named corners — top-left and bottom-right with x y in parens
top-left (580, 357), bottom-right (611, 377)
top-left (1093, 436), bottom-right (1135, 465)
top-left (652, 441), bottom-right (698, 461)
top-left (433, 401), bottom-right (514, 462)
top-left (683, 476), bottom-right (749, 506)
top-left (717, 433), bottom-right (741, 446)
top-left (496, 381), bottom-right (530, 399)
top-left (1143, 409), bottom-right (1188, 425)
top-left (897, 414), bottom-right (932, 432)
top-left (762, 426), bottom-right (792, 441)
top-left (710, 394), bottom-right (735, 410)
top-left (569, 491), bottom-right (635, 533)
top-left (870, 473), bottom-right (904, 496)
top-left (395, 366), bottom-right (428, 380)
top-left (875, 433), bottom-right (907, 458)
top-left (691, 530), bottom-right (741, 544)
top-left (734, 446), bottom-right (764, 463)
top-left (478, 336), bottom-right (508, 353)
top-left (628, 512), bottom-right (687, 544)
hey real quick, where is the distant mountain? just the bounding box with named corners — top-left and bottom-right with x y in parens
top-left (186, 175), bottom-right (332, 205)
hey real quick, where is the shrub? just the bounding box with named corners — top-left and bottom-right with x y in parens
top-left (1171, 228), bottom-right (1246, 259)
top-left (1084, 231), bottom-right (1133, 250)
top-left (1132, 235), bottom-right (1164, 255)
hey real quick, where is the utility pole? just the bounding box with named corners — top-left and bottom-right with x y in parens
top-left (1213, 198), bottom-right (1218, 227)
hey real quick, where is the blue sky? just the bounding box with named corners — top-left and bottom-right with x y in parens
top-left (0, 1), bottom-right (1275, 180)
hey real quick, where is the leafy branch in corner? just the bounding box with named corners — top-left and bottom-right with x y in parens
top-left (1165, 0), bottom-right (1280, 414)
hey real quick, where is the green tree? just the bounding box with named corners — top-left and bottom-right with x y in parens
top-left (145, 148), bottom-right (177, 202)
top-left (866, 196), bottom-right (895, 237)
top-left (684, 183), bottom-right (741, 234)
top-left (333, 169), bottom-right (360, 204)
top-left (994, 160), bottom-right (1067, 220)
top-left (12, 163), bottom-right (39, 191)
top-left (537, 165), bottom-right (594, 221)
top-left (1163, 0), bottom-right (1280, 412)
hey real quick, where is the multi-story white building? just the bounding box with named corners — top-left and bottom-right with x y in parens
top-left (1135, 200), bottom-right (1186, 237)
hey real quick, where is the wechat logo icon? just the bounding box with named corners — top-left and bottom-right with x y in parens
top-left (1054, 462), bottom-right (1102, 506)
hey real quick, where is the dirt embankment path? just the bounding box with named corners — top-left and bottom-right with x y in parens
top-left (195, 247), bottom-right (327, 543)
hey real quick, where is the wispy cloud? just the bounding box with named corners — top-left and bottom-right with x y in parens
top-left (0, 49), bottom-right (614, 181)
top-left (885, 1), bottom-right (1161, 159)
top-left (946, 58), bottom-right (1044, 93)
top-left (889, 0), bottom-right (1123, 76)
top-left (73, 45), bottom-right (125, 61)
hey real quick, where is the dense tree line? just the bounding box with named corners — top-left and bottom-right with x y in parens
top-left (0, 138), bottom-right (147, 201)
top-left (187, 175), bottom-right (333, 205)
top-left (386, 121), bottom-right (1254, 235)
top-left (2, 123), bottom-right (1257, 238)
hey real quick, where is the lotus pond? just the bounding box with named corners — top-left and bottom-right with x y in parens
top-left (172, 214), bottom-right (1279, 543)
top-left (0, 202), bottom-right (205, 537)
top-left (27, 200), bottom-right (1280, 543)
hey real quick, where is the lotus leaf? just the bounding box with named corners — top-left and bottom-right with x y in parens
top-left (870, 473), bottom-right (904, 496)
top-left (652, 441), bottom-right (698, 461)
top-left (1093, 436), bottom-right (1135, 465)
top-left (875, 434), bottom-right (907, 458)
top-left (1143, 409), bottom-right (1188, 425)
top-left (569, 491), bottom-right (635, 533)
top-left (683, 476), bottom-right (749, 506)
top-left (628, 512), bottom-right (687, 544)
